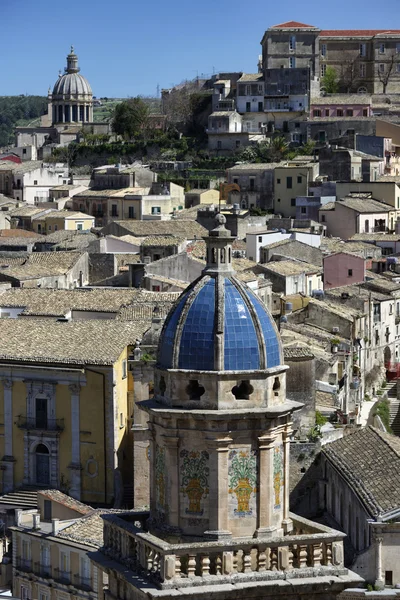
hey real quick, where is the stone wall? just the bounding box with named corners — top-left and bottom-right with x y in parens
top-left (286, 355), bottom-right (316, 437)
top-left (289, 441), bottom-right (322, 518)
top-left (88, 253), bottom-right (117, 285)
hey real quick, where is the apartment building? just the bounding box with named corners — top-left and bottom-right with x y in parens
top-left (261, 21), bottom-right (400, 94)
top-left (274, 159), bottom-right (320, 217)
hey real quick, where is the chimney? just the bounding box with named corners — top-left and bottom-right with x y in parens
top-left (15, 509), bottom-right (22, 527)
top-left (52, 518), bottom-right (59, 535)
top-left (32, 513), bottom-right (40, 530)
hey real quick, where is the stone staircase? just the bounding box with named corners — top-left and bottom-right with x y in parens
top-left (0, 488), bottom-right (38, 510)
top-left (386, 380), bottom-right (400, 436)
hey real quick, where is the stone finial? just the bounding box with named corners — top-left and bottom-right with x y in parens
top-left (134, 339), bottom-right (142, 361)
top-left (214, 213), bottom-right (227, 228)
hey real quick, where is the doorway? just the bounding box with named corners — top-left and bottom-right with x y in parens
top-left (35, 444), bottom-right (50, 485)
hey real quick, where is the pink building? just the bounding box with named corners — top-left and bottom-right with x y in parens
top-left (311, 95), bottom-right (372, 118)
top-left (323, 252), bottom-right (366, 290)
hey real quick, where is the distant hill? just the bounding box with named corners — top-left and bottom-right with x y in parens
top-left (0, 95), bottom-right (48, 147)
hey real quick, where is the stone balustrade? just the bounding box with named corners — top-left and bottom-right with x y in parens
top-left (100, 512), bottom-right (346, 590)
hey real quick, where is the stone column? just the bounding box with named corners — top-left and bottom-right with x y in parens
top-left (256, 433), bottom-right (276, 538)
top-left (204, 436), bottom-right (232, 540)
top-left (375, 535), bottom-right (384, 589)
top-left (163, 435), bottom-right (180, 534)
top-left (68, 383), bottom-right (81, 500)
top-left (282, 423), bottom-right (293, 533)
top-left (2, 379), bottom-right (15, 493)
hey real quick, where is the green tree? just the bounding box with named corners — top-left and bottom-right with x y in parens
top-left (321, 67), bottom-right (339, 94)
top-left (111, 97), bottom-right (150, 141)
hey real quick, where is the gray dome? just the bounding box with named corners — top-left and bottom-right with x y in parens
top-left (53, 73), bottom-right (92, 97)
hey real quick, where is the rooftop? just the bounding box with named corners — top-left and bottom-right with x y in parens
top-left (39, 489), bottom-right (92, 515)
top-left (323, 426), bottom-right (400, 518)
top-left (0, 251), bottom-right (84, 280)
top-left (311, 95), bottom-right (372, 105)
top-left (141, 235), bottom-right (184, 247)
top-left (263, 260), bottom-right (321, 276)
top-left (237, 73), bottom-right (264, 82)
top-left (227, 162), bottom-right (283, 172)
top-left (0, 229), bottom-right (43, 239)
top-left (321, 29), bottom-right (400, 37)
top-left (271, 21), bottom-right (317, 28)
top-left (105, 220), bottom-right (207, 239)
top-left (337, 196), bottom-right (392, 213)
top-left (0, 319), bottom-right (142, 365)
top-left (349, 233), bottom-right (400, 242)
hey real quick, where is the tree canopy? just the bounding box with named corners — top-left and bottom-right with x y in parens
top-left (321, 67), bottom-right (339, 94)
top-left (0, 95), bottom-right (47, 146)
top-left (111, 97), bottom-right (150, 140)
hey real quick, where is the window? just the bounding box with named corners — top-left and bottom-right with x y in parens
top-left (217, 141), bottom-right (222, 149)
top-left (20, 586), bottom-right (29, 600)
top-left (60, 551), bottom-right (69, 576)
top-left (128, 206), bottom-right (135, 218)
top-left (37, 224), bottom-right (42, 233)
top-left (295, 122), bottom-right (300, 128)
top-left (325, 109), bottom-right (330, 117)
top-left (277, 178), bottom-right (281, 184)
top-left (360, 43), bottom-right (366, 57)
top-left (348, 269), bottom-right (353, 277)
top-left (258, 236), bottom-right (262, 242)
top-left (258, 83), bottom-right (264, 94)
top-left (358, 86), bottom-right (367, 94)
top-left (321, 214), bottom-right (326, 222)
top-left (44, 499), bottom-right (52, 521)
top-left (34, 180), bottom-right (38, 185)
top-left (76, 223), bottom-right (83, 231)
top-left (289, 56), bottom-right (296, 68)
top-left (54, 224), bottom-right (58, 231)
top-left (379, 43), bottom-right (385, 54)
top-left (385, 571), bottom-right (393, 586)
top-left (289, 35), bottom-right (296, 50)
top-left (301, 206), bottom-right (307, 214)
top-left (80, 557), bottom-right (91, 586)
top-left (286, 176), bottom-right (292, 189)
top-left (48, 225), bottom-right (52, 231)
top-left (249, 178), bottom-right (255, 191)
top-left (246, 101), bottom-right (251, 112)
top-left (258, 101), bottom-right (263, 112)
top-left (313, 109), bottom-right (321, 117)
top-left (363, 109), bottom-right (368, 117)
top-left (321, 64), bottom-right (326, 77)
top-left (122, 359), bottom-right (127, 379)
top-left (235, 140), bottom-right (240, 148)
top-left (321, 44), bottom-right (327, 57)
top-left (151, 206), bottom-right (161, 214)
top-left (379, 63), bottom-right (385, 73)
top-left (397, 43), bottom-right (400, 54)
top-left (346, 109), bottom-right (354, 116)
top-left (111, 204), bottom-right (118, 217)
top-left (359, 63), bottom-right (366, 78)
top-left (119, 412), bottom-right (124, 428)
top-left (297, 175), bottom-right (302, 183)
top-left (291, 198), bottom-right (296, 207)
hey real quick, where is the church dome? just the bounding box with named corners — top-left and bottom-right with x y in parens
top-left (158, 217), bottom-right (282, 372)
top-left (53, 73), bottom-right (92, 97)
top-left (52, 47), bottom-right (92, 98)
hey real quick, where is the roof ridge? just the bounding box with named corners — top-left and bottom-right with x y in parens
top-left (370, 425), bottom-right (400, 459)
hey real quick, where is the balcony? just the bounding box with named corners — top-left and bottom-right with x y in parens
top-left (73, 574), bottom-right (91, 590)
top-left (34, 562), bottom-right (51, 578)
top-left (110, 212), bottom-right (119, 218)
top-left (98, 512), bottom-right (346, 590)
top-left (16, 416), bottom-right (65, 432)
top-left (54, 568), bottom-right (71, 585)
top-left (15, 558), bottom-right (32, 573)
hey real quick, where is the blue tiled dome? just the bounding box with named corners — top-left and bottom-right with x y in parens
top-left (158, 275), bottom-right (282, 372)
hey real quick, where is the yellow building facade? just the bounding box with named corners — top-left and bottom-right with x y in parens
top-left (33, 212), bottom-right (95, 235)
top-left (0, 319), bottom-right (136, 505)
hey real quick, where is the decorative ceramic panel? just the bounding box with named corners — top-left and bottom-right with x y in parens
top-left (273, 444), bottom-right (284, 511)
top-left (228, 448), bottom-right (257, 518)
top-left (180, 450), bottom-right (209, 516)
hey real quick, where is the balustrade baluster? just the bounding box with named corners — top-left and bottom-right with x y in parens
top-left (146, 547), bottom-right (154, 571)
top-left (298, 544), bottom-right (308, 568)
top-left (257, 547), bottom-right (267, 572)
top-left (287, 545), bottom-right (294, 571)
top-left (215, 554), bottom-right (222, 575)
top-left (270, 547), bottom-right (278, 571)
top-left (312, 543), bottom-right (323, 567)
top-left (187, 554), bottom-right (196, 577)
top-left (243, 549), bottom-right (252, 573)
top-left (232, 552), bottom-right (239, 573)
top-left (200, 555), bottom-right (210, 576)
top-left (175, 555), bottom-right (182, 578)
top-left (324, 542), bottom-right (332, 566)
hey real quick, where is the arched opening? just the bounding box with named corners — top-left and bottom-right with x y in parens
top-left (159, 376), bottom-right (166, 397)
top-left (384, 346), bottom-right (391, 369)
top-left (232, 380), bottom-right (254, 400)
top-left (228, 248), bottom-right (232, 263)
top-left (273, 377), bottom-right (280, 396)
top-left (211, 248), bottom-right (217, 264)
top-left (35, 444), bottom-right (50, 486)
top-left (186, 380), bottom-right (205, 401)
top-left (220, 248), bottom-right (226, 263)
top-left (358, 86), bottom-right (367, 94)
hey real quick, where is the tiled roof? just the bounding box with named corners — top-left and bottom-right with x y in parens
top-left (74, 189), bottom-right (125, 198)
top-left (311, 95), bottom-right (371, 105)
top-left (263, 260), bottom-right (321, 276)
top-left (284, 347), bottom-right (314, 359)
top-left (106, 220), bottom-right (207, 239)
top-left (271, 21), bottom-right (316, 28)
top-left (321, 237), bottom-right (380, 256)
top-left (337, 196), bottom-right (392, 214)
top-left (0, 251), bottom-right (84, 280)
top-left (237, 73), bottom-right (264, 82)
top-left (227, 162), bottom-right (283, 172)
top-left (0, 160), bottom-right (42, 173)
top-left (0, 229), bottom-right (43, 239)
top-left (9, 206), bottom-right (46, 218)
top-left (41, 211), bottom-right (94, 220)
top-left (209, 111), bottom-right (239, 117)
top-left (141, 235), bottom-right (184, 247)
top-left (0, 236), bottom-right (42, 247)
top-left (117, 300), bottom-right (177, 321)
top-left (56, 509), bottom-right (126, 547)
top-left (261, 238), bottom-right (293, 250)
top-left (321, 29), bottom-right (400, 37)
top-left (185, 189), bottom-right (213, 195)
top-left (349, 233), bottom-right (400, 242)
top-left (0, 319), bottom-right (143, 365)
top-left (323, 426), bottom-right (400, 518)
top-left (145, 274), bottom-right (188, 289)
top-left (39, 490), bottom-right (92, 515)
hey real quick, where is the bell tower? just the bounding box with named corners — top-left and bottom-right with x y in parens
top-left (141, 217), bottom-right (300, 541)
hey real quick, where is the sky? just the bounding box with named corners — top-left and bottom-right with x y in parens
top-left (1, 0), bottom-right (398, 98)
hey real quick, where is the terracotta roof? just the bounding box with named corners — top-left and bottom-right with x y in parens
top-left (0, 229), bottom-right (43, 238)
top-left (0, 251), bottom-right (84, 280)
top-left (0, 319), bottom-right (143, 365)
top-left (322, 426), bottom-right (400, 518)
top-left (337, 196), bottom-right (392, 214)
top-left (141, 235), bottom-right (184, 247)
top-left (271, 21), bottom-right (316, 28)
top-left (105, 220), bottom-right (207, 239)
top-left (321, 29), bottom-right (400, 37)
top-left (263, 260), bottom-right (321, 276)
top-left (237, 73), bottom-right (264, 82)
top-left (38, 490), bottom-right (92, 515)
top-left (284, 347), bottom-right (314, 359)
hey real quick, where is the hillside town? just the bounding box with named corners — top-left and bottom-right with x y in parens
top-left (1, 17), bottom-right (400, 600)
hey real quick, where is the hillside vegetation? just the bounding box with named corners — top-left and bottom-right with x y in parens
top-left (0, 95), bottom-right (48, 147)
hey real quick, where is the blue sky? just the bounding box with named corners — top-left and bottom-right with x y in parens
top-left (1, 0), bottom-right (397, 98)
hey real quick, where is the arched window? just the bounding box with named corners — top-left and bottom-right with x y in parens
top-left (358, 86), bottom-right (368, 94)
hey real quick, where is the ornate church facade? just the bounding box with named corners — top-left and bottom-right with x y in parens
top-left (91, 217), bottom-right (362, 599)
